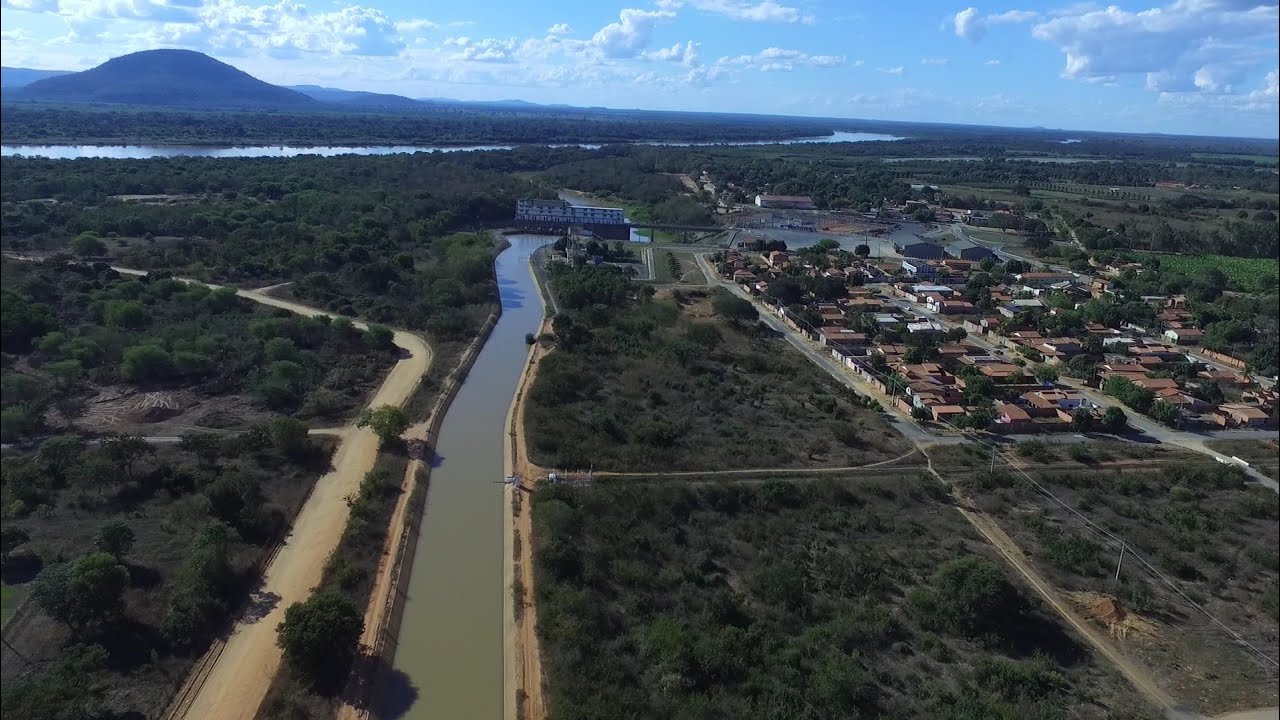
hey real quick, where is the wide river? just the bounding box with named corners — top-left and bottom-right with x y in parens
top-left (0, 131), bottom-right (901, 159)
top-left (385, 235), bottom-right (548, 720)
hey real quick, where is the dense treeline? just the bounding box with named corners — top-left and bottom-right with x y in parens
top-left (1, 259), bottom-right (397, 443)
top-left (898, 157), bottom-right (1279, 194)
top-left (1, 427), bottom-right (331, 719)
top-left (0, 104), bottom-right (831, 146)
top-left (533, 476), bottom-right (1155, 720)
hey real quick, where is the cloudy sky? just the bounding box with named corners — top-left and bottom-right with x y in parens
top-left (1, 0), bottom-right (1277, 138)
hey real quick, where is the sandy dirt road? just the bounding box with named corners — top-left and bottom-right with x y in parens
top-left (505, 317), bottom-right (552, 720)
top-left (109, 272), bottom-right (436, 720)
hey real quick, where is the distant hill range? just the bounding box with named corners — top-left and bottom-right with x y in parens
top-left (1, 67), bottom-right (72, 88)
top-left (1, 50), bottom-right (602, 113)
top-left (9, 49), bottom-right (317, 109)
top-left (288, 85), bottom-right (423, 109)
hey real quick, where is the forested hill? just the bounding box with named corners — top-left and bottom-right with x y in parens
top-left (14, 49), bottom-right (317, 109)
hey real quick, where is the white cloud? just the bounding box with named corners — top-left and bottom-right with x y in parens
top-left (591, 8), bottom-right (674, 58)
top-left (718, 47), bottom-right (845, 71)
top-left (395, 19), bottom-right (438, 34)
top-left (953, 7), bottom-right (1039, 41)
top-left (1029, 0), bottom-right (1278, 108)
top-left (877, 65), bottom-right (904, 75)
top-left (0, 27), bottom-right (37, 43)
top-left (196, 1), bottom-right (407, 56)
top-left (920, 57), bottom-right (949, 65)
top-left (664, 0), bottom-right (814, 24)
top-left (644, 40), bottom-right (698, 66)
top-left (985, 58), bottom-right (1001, 65)
top-left (546, 23), bottom-right (572, 35)
top-left (1, 0), bottom-right (59, 10)
top-left (446, 36), bottom-right (516, 63)
top-left (59, 0), bottom-right (201, 23)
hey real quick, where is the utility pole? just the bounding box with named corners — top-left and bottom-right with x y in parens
top-left (1114, 537), bottom-right (1127, 583)
top-left (990, 442), bottom-right (998, 473)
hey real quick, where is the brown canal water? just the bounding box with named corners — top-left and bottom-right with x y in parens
top-left (385, 235), bottom-right (549, 720)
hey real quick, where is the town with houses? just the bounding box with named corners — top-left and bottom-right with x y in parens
top-left (709, 215), bottom-right (1277, 437)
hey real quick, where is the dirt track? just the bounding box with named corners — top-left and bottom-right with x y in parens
top-left (506, 318), bottom-right (552, 720)
top-left (130, 273), bottom-right (434, 720)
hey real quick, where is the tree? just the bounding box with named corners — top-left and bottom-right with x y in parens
top-left (908, 556), bottom-right (1021, 638)
top-left (1102, 406), bottom-right (1127, 432)
top-left (94, 520), bottom-right (136, 559)
top-left (966, 403), bottom-right (997, 430)
top-left (103, 301), bottom-right (150, 329)
top-left (32, 553), bottom-right (129, 632)
top-left (357, 405), bottom-right (409, 443)
top-left (854, 243), bottom-right (871, 257)
top-left (100, 432), bottom-right (155, 484)
top-left (1032, 364), bottom-right (1059, 383)
top-left (768, 276), bottom-right (804, 305)
top-left (70, 232), bottom-right (107, 257)
top-left (1149, 399), bottom-right (1180, 426)
top-left (1070, 409), bottom-right (1095, 432)
top-left (364, 324), bottom-right (395, 350)
top-left (267, 417), bottom-right (312, 458)
top-left (1, 526), bottom-right (30, 565)
top-left (122, 344), bottom-right (174, 381)
top-left (963, 375), bottom-right (995, 405)
top-left (711, 290), bottom-right (757, 324)
top-left (276, 591), bottom-right (364, 688)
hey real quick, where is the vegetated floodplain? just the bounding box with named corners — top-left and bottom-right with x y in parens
top-left (532, 474), bottom-right (1158, 720)
top-left (0, 103), bottom-right (835, 146)
top-left (524, 264), bottom-right (908, 472)
top-left (944, 450), bottom-right (1280, 714)
top-left (1, 258), bottom-right (398, 444)
top-left (1, 428), bottom-right (334, 719)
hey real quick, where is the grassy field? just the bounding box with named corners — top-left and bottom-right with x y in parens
top-left (1134, 252), bottom-right (1279, 292)
top-left (526, 283), bottom-right (908, 472)
top-left (936, 446), bottom-right (1280, 715)
top-left (532, 474), bottom-right (1159, 720)
top-left (1205, 439), bottom-right (1280, 480)
top-left (649, 249), bottom-right (709, 284)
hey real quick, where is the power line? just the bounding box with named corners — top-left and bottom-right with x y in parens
top-left (961, 429), bottom-right (1280, 672)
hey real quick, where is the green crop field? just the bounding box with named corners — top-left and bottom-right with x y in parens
top-left (1136, 252), bottom-right (1279, 292)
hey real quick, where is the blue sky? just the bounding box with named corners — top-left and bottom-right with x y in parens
top-left (1, 0), bottom-right (1277, 137)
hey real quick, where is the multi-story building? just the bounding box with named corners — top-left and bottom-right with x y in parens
top-left (515, 199), bottom-right (629, 239)
top-left (755, 194), bottom-right (815, 209)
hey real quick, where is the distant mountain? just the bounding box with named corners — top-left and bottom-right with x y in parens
top-left (2, 67), bottom-right (72, 88)
top-left (289, 84), bottom-right (424, 109)
top-left (15, 49), bottom-right (317, 109)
